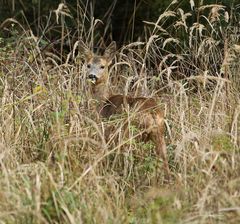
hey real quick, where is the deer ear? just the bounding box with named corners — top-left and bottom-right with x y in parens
top-left (79, 40), bottom-right (93, 60)
top-left (104, 41), bottom-right (116, 62)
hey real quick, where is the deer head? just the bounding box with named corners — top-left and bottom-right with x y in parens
top-left (79, 41), bottom-right (116, 84)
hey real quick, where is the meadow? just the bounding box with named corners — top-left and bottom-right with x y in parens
top-left (0, 2), bottom-right (239, 223)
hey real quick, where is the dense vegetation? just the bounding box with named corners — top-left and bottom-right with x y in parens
top-left (0, 0), bottom-right (240, 223)
top-left (1, 0), bottom-right (239, 44)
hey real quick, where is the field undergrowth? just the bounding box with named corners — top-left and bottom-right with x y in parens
top-left (0, 1), bottom-right (240, 223)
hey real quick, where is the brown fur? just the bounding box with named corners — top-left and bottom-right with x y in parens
top-left (80, 40), bottom-right (170, 178)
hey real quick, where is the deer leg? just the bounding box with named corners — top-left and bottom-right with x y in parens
top-left (150, 130), bottom-right (170, 180)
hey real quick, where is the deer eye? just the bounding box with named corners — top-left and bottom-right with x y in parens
top-left (87, 64), bottom-right (91, 68)
top-left (100, 65), bottom-right (105, 69)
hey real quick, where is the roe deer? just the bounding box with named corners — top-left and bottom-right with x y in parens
top-left (79, 41), bottom-right (170, 178)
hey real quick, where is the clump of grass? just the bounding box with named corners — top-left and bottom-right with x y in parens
top-left (212, 133), bottom-right (235, 152)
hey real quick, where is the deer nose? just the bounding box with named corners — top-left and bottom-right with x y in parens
top-left (88, 74), bottom-right (97, 80)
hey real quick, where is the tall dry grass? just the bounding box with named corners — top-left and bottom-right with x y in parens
top-left (0, 1), bottom-right (239, 223)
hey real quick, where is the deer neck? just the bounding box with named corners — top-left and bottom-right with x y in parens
top-left (91, 71), bottom-right (110, 103)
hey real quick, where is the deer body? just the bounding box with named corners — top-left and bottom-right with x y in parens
top-left (80, 41), bottom-right (170, 178)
